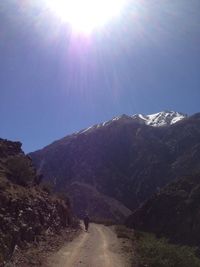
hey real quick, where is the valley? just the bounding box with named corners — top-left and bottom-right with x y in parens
top-left (1, 111), bottom-right (200, 266)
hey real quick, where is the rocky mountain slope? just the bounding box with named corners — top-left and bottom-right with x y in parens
top-left (126, 173), bottom-right (200, 247)
top-left (30, 111), bottom-right (200, 220)
top-left (0, 139), bottom-right (71, 265)
top-left (66, 182), bottom-right (132, 222)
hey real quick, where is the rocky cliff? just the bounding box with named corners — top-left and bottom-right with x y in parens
top-left (0, 139), bottom-right (71, 265)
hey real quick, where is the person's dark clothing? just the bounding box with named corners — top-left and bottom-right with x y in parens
top-left (84, 215), bottom-right (90, 231)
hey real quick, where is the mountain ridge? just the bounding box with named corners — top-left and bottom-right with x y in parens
top-left (76, 111), bottom-right (187, 136)
top-left (30, 111), bottom-right (200, 221)
top-left (32, 111), bottom-right (187, 153)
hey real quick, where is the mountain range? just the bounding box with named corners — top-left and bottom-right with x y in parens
top-left (30, 111), bottom-right (200, 222)
top-left (77, 111), bottom-right (186, 135)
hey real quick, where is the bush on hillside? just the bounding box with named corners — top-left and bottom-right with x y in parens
top-left (6, 156), bottom-right (36, 186)
top-left (115, 226), bottom-right (200, 267)
top-left (136, 232), bottom-right (200, 267)
top-left (55, 191), bottom-right (71, 207)
top-left (41, 181), bottom-right (54, 194)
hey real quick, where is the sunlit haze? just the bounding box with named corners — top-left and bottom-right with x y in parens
top-left (45, 0), bottom-right (126, 33)
top-left (0, 0), bottom-right (200, 152)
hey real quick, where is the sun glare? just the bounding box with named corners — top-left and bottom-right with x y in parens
top-left (45, 0), bottom-right (125, 34)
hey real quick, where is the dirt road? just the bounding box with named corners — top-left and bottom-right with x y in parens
top-left (46, 223), bottom-right (132, 267)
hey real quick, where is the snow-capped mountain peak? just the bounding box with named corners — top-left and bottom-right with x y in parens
top-left (78, 111), bottom-right (187, 135)
top-left (132, 111), bottom-right (187, 127)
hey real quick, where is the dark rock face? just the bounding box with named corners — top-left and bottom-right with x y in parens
top-left (0, 139), bottom-right (40, 186)
top-left (0, 139), bottom-right (70, 265)
top-left (0, 139), bottom-right (22, 156)
top-left (0, 186), bottom-right (69, 263)
top-left (30, 113), bottom-right (200, 215)
top-left (126, 174), bottom-right (200, 247)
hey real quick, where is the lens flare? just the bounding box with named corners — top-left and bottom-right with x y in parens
top-left (45, 0), bottom-right (125, 34)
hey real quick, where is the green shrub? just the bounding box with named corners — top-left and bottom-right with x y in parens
top-left (41, 182), bottom-right (54, 194)
top-left (115, 227), bottom-right (200, 267)
top-left (6, 156), bottom-right (35, 186)
top-left (136, 232), bottom-right (200, 267)
top-left (55, 191), bottom-right (71, 207)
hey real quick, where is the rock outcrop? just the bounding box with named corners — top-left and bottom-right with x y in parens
top-left (0, 139), bottom-right (71, 265)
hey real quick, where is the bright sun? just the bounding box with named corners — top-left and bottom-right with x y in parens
top-left (45, 0), bottom-right (125, 34)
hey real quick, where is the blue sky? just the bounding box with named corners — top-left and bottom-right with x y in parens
top-left (0, 0), bottom-right (200, 153)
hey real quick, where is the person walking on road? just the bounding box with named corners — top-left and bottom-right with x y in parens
top-left (83, 214), bottom-right (90, 232)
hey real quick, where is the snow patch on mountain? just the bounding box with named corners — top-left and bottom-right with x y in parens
top-left (132, 111), bottom-right (187, 127)
top-left (78, 111), bottom-right (187, 134)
